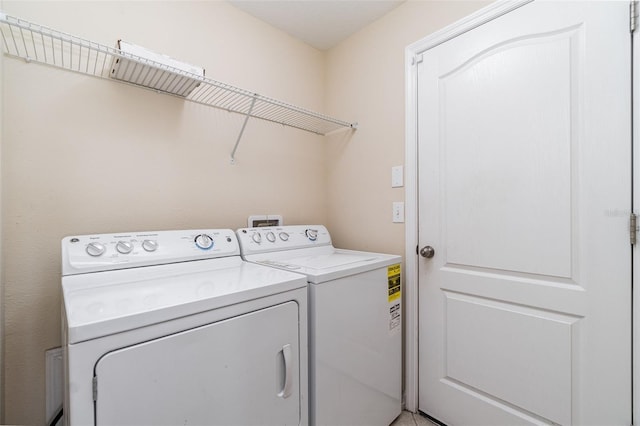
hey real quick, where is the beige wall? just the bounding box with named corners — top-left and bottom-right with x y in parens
top-left (0, 1), bottom-right (490, 424)
top-left (1, 2), bottom-right (326, 424)
top-left (325, 0), bottom-right (488, 256)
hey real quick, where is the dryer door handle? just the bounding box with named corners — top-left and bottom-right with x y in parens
top-left (277, 344), bottom-right (293, 399)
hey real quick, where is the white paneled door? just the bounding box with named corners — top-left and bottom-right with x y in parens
top-left (417, 1), bottom-right (631, 424)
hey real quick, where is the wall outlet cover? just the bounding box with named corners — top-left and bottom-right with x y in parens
top-left (393, 202), bottom-right (405, 223)
top-left (391, 166), bottom-right (404, 188)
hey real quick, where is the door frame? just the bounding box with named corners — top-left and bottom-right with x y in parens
top-left (400, 0), bottom-right (625, 413)
top-left (633, 10), bottom-right (639, 424)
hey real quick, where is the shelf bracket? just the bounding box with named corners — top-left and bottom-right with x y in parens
top-left (230, 96), bottom-right (257, 164)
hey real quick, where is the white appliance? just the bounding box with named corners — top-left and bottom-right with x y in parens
top-left (61, 229), bottom-right (308, 426)
top-left (236, 225), bottom-right (402, 426)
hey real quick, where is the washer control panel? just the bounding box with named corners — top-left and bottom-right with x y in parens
top-left (236, 225), bottom-right (331, 255)
top-left (62, 229), bottom-right (239, 275)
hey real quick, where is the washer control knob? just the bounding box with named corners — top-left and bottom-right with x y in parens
top-left (194, 234), bottom-right (214, 250)
top-left (252, 232), bottom-right (262, 244)
top-left (142, 239), bottom-right (158, 252)
top-left (266, 232), bottom-right (276, 243)
top-left (305, 229), bottom-right (318, 241)
top-left (116, 241), bottom-right (134, 254)
top-left (86, 242), bottom-right (106, 257)
top-left (279, 232), bottom-right (290, 241)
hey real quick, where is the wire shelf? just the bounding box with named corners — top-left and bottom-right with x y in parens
top-left (0, 12), bottom-right (357, 137)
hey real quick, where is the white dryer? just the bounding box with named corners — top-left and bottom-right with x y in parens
top-left (61, 229), bottom-right (308, 426)
top-left (236, 225), bottom-right (402, 426)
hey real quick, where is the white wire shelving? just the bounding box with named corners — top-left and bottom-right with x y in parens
top-left (0, 12), bottom-right (357, 161)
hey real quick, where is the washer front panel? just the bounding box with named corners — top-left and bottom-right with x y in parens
top-left (310, 269), bottom-right (401, 426)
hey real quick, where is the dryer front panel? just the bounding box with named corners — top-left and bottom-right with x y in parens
top-left (93, 301), bottom-right (301, 425)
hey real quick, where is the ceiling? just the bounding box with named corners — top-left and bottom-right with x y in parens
top-left (228, 0), bottom-right (406, 50)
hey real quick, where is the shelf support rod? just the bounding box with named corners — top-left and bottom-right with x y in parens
top-left (230, 96), bottom-right (257, 164)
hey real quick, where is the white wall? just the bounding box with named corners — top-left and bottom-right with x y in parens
top-left (1, 2), bottom-right (327, 424)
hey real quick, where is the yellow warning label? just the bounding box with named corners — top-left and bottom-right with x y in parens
top-left (388, 264), bottom-right (401, 277)
top-left (388, 263), bottom-right (401, 302)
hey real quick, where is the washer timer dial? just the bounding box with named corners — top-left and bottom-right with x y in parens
top-left (194, 234), bottom-right (214, 250)
top-left (305, 229), bottom-right (318, 241)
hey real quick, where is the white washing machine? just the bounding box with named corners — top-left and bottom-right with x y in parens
top-left (61, 229), bottom-right (308, 426)
top-left (236, 225), bottom-right (402, 426)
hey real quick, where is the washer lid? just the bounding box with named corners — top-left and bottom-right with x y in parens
top-left (62, 256), bottom-right (307, 344)
top-left (246, 247), bottom-right (402, 283)
top-left (283, 252), bottom-right (378, 269)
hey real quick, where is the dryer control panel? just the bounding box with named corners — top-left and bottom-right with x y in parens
top-left (236, 225), bottom-right (332, 255)
top-left (62, 229), bottom-right (240, 275)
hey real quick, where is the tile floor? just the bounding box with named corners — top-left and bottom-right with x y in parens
top-left (390, 410), bottom-right (440, 426)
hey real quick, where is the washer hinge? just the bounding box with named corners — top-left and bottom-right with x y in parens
top-left (92, 376), bottom-right (98, 401)
top-left (631, 213), bottom-right (638, 245)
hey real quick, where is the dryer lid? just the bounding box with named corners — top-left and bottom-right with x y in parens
top-left (62, 257), bottom-right (307, 344)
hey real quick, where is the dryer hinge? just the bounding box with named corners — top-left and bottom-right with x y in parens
top-left (631, 213), bottom-right (638, 245)
top-left (92, 376), bottom-right (98, 401)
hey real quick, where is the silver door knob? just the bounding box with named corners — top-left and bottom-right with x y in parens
top-left (420, 246), bottom-right (435, 258)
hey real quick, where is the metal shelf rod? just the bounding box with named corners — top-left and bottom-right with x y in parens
top-left (230, 97), bottom-right (257, 164)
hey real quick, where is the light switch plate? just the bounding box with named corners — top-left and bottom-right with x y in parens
top-left (391, 166), bottom-right (404, 188)
top-left (393, 202), bottom-right (405, 223)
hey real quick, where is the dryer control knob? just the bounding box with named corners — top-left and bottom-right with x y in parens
top-left (266, 232), bottom-right (276, 243)
top-left (305, 229), bottom-right (318, 241)
top-left (86, 242), bottom-right (106, 257)
top-left (142, 239), bottom-right (158, 252)
top-left (116, 241), bottom-right (133, 254)
top-left (252, 232), bottom-right (262, 244)
top-left (195, 234), bottom-right (214, 250)
top-left (279, 232), bottom-right (289, 241)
